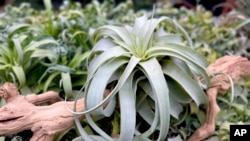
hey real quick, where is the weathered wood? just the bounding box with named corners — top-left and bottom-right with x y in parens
top-left (0, 82), bottom-right (85, 141)
top-left (187, 55), bottom-right (250, 141)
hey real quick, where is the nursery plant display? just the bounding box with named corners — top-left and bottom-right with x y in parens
top-left (0, 0), bottom-right (250, 140)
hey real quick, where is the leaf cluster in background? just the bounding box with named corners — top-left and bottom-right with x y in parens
top-left (0, 0), bottom-right (95, 95)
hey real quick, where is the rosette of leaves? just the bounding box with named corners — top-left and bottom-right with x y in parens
top-left (0, 0), bottom-right (91, 94)
top-left (0, 1), bottom-right (91, 139)
top-left (74, 14), bottom-right (210, 140)
top-left (0, 23), bottom-right (59, 87)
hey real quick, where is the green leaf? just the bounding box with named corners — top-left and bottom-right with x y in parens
top-left (85, 58), bottom-right (126, 116)
top-left (167, 78), bottom-right (192, 104)
top-left (94, 25), bottom-right (133, 49)
top-left (12, 38), bottom-right (23, 64)
top-left (91, 38), bottom-right (116, 52)
top-left (61, 72), bottom-right (73, 96)
top-left (12, 65), bottom-right (26, 87)
top-left (41, 72), bottom-right (60, 92)
top-left (7, 24), bottom-right (30, 38)
top-left (139, 81), bottom-right (183, 119)
top-left (43, 0), bottom-right (52, 17)
top-left (147, 44), bottom-right (210, 88)
top-left (162, 60), bottom-right (208, 106)
top-left (24, 38), bottom-right (58, 53)
top-left (88, 47), bottom-right (129, 78)
top-left (119, 71), bottom-right (136, 140)
top-left (31, 49), bottom-right (58, 66)
top-left (136, 91), bottom-right (155, 125)
top-left (38, 65), bottom-right (74, 91)
top-left (139, 58), bottom-right (170, 140)
top-left (154, 34), bottom-right (182, 44)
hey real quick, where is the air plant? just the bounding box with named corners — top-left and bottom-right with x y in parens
top-left (73, 14), bottom-right (210, 140)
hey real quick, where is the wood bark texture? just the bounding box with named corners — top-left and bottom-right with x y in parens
top-left (0, 82), bottom-right (84, 141)
top-left (187, 55), bottom-right (250, 141)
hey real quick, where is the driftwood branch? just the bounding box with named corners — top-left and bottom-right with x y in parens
top-left (0, 82), bottom-right (85, 141)
top-left (187, 55), bottom-right (250, 141)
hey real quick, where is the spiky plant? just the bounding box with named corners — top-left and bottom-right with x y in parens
top-left (0, 0), bottom-right (90, 94)
top-left (73, 14), bottom-right (210, 140)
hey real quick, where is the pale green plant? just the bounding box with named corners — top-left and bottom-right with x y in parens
top-left (0, 0), bottom-right (91, 94)
top-left (73, 14), bottom-right (210, 140)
